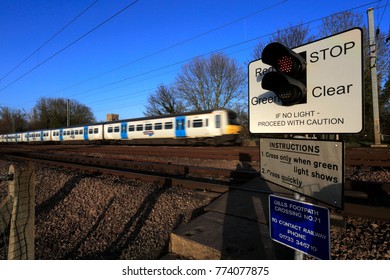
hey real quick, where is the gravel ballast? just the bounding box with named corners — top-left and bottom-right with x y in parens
top-left (0, 161), bottom-right (212, 259)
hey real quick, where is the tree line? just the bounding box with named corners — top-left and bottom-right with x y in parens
top-left (0, 97), bottom-right (95, 134)
top-left (1, 11), bottom-right (389, 142)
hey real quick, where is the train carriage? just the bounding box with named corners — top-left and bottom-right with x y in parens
top-left (58, 126), bottom-right (86, 142)
top-left (53, 124), bottom-right (104, 143)
top-left (85, 124), bottom-right (104, 141)
top-left (103, 109), bottom-right (241, 145)
top-left (104, 117), bottom-right (177, 144)
top-left (22, 130), bottom-right (51, 143)
top-left (1, 133), bottom-right (22, 143)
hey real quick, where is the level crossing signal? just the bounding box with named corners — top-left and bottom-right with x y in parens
top-left (261, 42), bottom-right (307, 106)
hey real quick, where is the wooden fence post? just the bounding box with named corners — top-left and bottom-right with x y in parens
top-left (7, 164), bottom-right (35, 260)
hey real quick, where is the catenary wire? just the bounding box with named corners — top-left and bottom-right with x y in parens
top-left (44, 0), bottom-right (289, 97)
top-left (0, 0), bottom-right (99, 82)
top-left (0, 0), bottom-right (141, 92)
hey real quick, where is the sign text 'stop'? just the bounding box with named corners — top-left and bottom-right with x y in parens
top-left (249, 28), bottom-right (363, 134)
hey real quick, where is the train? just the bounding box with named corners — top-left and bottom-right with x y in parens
top-left (0, 109), bottom-right (242, 146)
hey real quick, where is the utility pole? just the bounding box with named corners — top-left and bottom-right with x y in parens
top-left (67, 99), bottom-right (70, 127)
top-left (367, 8), bottom-right (386, 147)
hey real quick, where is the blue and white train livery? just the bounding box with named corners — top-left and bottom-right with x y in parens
top-left (0, 109), bottom-right (242, 145)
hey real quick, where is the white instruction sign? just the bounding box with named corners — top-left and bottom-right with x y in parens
top-left (260, 138), bottom-right (344, 208)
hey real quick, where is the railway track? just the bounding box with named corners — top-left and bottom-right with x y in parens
top-left (0, 150), bottom-right (258, 194)
top-left (1, 145), bottom-right (389, 221)
top-left (1, 144), bottom-right (390, 165)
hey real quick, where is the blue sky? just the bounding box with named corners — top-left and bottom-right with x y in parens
top-left (0, 0), bottom-right (389, 122)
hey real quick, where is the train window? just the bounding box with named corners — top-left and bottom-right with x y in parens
top-left (75, 130), bottom-right (79, 135)
top-left (114, 126), bottom-right (119, 133)
top-left (165, 122), bottom-right (173, 129)
top-left (71, 130), bottom-right (74, 135)
top-left (128, 125), bottom-right (135, 132)
top-left (216, 115), bottom-right (221, 128)
top-left (108, 127), bottom-right (113, 133)
top-left (193, 119), bottom-right (203, 128)
top-left (89, 129), bottom-right (93, 134)
top-left (145, 124), bottom-right (152, 130)
top-left (228, 110), bottom-right (240, 125)
top-left (154, 123), bottom-right (162, 130)
top-left (94, 128), bottom-right (99, 134)
top-left (136, 124), bottom-right (143, 131)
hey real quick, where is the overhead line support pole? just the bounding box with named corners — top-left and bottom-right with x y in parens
top-left (367, 8), bottom-right (386, 147)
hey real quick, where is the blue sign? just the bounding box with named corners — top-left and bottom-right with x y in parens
top-left (269, 195), bottom-right (330, 260)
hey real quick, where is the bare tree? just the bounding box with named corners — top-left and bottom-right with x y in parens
top-left (30, 97), bottom-right (95, 130)
top-left (319, 11), bottom-right (363, 36)
top-left (272, 22), bottom-right (317, 48)
top-left (175, 53), bottom-right (246, 111)
top-left (0, 106), bottom-right (28, 133)
top-left (251, 22), bottom-right (316, 60)
top-left (144, 84), bottom-right (185, 116)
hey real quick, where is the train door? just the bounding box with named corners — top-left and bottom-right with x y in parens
top-left (214, 113), bottom-right (223, 135)
top-left (121, 122), bottom-right (128, 139)
top-left (59, 129), bottom-right (63, 141)
top-left (175, 116), bottom-right (186, 138)
top-left (83, 126), bottom-right (89, 140)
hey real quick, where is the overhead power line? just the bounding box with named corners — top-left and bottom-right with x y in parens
top-left (377, 0), bottom-right (389, 26)
top-left (0, 0), bottom-right (140, 92)
top-left (45, 0), bottom-right (289, 97)
top-left (0, 0), bottom-right (99, 81)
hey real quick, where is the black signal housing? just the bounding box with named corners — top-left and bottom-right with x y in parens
top-left (261, 42), bottom-right (307, 106)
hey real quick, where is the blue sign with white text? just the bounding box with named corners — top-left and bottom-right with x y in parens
top-left (269, 195), bottom-right (330, 260)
